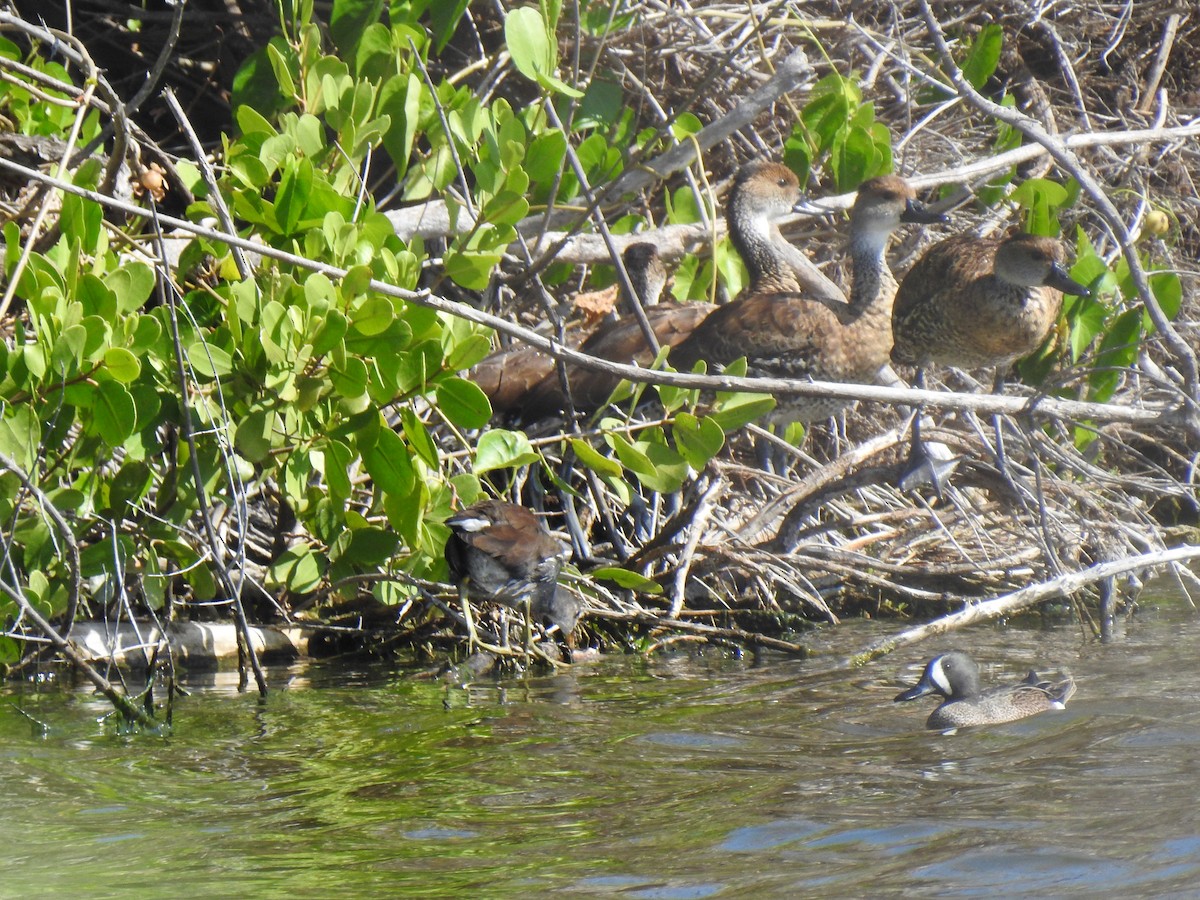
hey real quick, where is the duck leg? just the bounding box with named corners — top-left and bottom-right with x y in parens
top-left (897, 369), bottom-right (960, 497)
top-left (521, 598), bottom-right (534, 658)
top-left (990, 368), bottom-right (1012, 479)
top-left (458, 582), bottom-right (511, 657)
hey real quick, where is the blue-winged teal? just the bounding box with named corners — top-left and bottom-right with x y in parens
top-left (519, 243), bottom-right (716, 420)
top-left (891, 232), bottom-right (1091, 492)
top-left (473, 242), bottom-right (679, 419)
top-left (671, 165), bottom-right (947, 426)
top-left (894, 650), bottom-right (1076, 730)
top-left (445, 500), bottom-right (581, 652)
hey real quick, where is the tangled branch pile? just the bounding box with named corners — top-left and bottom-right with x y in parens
top-left (0, 0), bottom-right (1197, 692)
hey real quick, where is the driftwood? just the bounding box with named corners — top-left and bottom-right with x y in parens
top-left (850, 544), bottom-right (1200, 665)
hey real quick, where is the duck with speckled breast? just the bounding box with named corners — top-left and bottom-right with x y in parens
top-left (891, 231), bottom-right (1091, 494)
top-left (670, 162), bottom-right (948, 428)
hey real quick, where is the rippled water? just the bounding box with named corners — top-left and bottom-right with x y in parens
top-left (5, 601), bottom-right (1200, 898)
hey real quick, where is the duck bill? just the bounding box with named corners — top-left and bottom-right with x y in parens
top-left (900, 198), bottom-right (949, 225)
top-left (1046, 262), bottom-right (1091, 297)
top-left (894, 676), bottom-right (938, 702)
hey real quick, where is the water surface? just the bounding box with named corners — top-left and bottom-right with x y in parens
top-left (4, 606), bottom-right (1198, 897)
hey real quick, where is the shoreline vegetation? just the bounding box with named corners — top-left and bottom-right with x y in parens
top-left (0, 2), bottom-right (1196, 724)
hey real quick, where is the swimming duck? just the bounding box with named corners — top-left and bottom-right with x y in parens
top-left (445, 500), bottom-right (581, 653)
top-left (894, 650), bottom-right (1076, 730)
top-left (891, 232), bottom-right (1091, 493)
top-left (671, 165), bottom-right (947, 427)
top-left (519, 243), bottom-right (715, 421)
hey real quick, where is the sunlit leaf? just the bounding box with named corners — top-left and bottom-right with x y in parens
top-left (362, 427), bottom-right (415, 497)
top-left (92, 381), bottom-right (136, 446)
top-left (591, 566), bottom-right (663, 594)
top-left (962, 24), bottom-right (1003, 90)
top-left (476, 429), bottom-right (539, 473)
top-left (436, 377), bottom-right (491, 429)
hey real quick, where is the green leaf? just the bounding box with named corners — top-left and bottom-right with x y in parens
top-left (430, 0), bottom-right (471, 51)
top-left (1088, 308), bottom-right (1143, 403)
top-left (275, 157), bottom-right (314, 235)
top-left (1149, 272), bottom-right (1182, 322)
top-left (188, 341), bottom-right (234, 378)
top-left (269, 545), bottom-right (323, 593)
top-left (0, 636), bottom-right (19, 665)
top-left (1011, 178), bottom-right (1069, 236)
top-left (436, 376), bottom-right (492, 429)
top-left (93, 381), bottom-right (137, 446)
top-left (962, 24), bottom-right (1003, 90)
top-left (591, 566), bottom-right (662, 594)
top-left (105, 263), bottom-right (156, 313)
top-left (351, 296), bottom-right (394, 336)
top-left (233, 64), bottom-right (286, 130)
top-left (525, 130), bottom-right (567, 184)
top-left (708, 391), bottom-right (776, 432)
top-left (576, 78), bottom-right (623, 131)
top-left (636, 440), bottom-right (689, 493)
top-left (1068, 301), bottom-right (1106, 362)
top-left (569, 438), bottom-right (623, 479)
top-left (505, 7), bottom-right (555, 84)
top-left (475, 429), bottom-right (539, 473)
top-left (444, 334), bottom-right (493, 372)
top-left (362, 427), bottom-right (416, 497)
top-left (444, 248), bottom-right (501, 291)
top-left (312, 309), bottom-right (348, 356)
top-left (674, 413), bottom-right (725, 469)
top-left (831, 125), bottom-right (882, 192)
top-left (481, 190), bottom-right (530, 227)
top-left (235, 409), bottom-right (275, 462)
top-left (52, 324), bottom-right (87, 370)
top-left (330, 0), bottom-right (385, 59)
top-left (0, 406), bottom-right (39, 470)
top-left (1070, 229), bottom-right (1109, 288)
top-left (323, 439), bottom-right (354, 500)
top-left (103, 348), bottom-right (141, 383)
top-left (345, 525), bottom-right (399, 566)
top-left (609, 433), bottom-right (688, 493)
top-left (670, 112), bottom-right (703, 141)
top-left (400, 407), bottom-right (439, 468)
top-left (107, 461), bottom-right (153, 516)
top-left (329, 354), bottom-right (368, 398)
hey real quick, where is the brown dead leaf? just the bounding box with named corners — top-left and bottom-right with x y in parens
top-left (573, 285), bottom-right (619, 325)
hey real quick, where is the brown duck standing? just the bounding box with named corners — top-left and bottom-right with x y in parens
top-left (519, 243), bottom-right (716, 421)
top-left (473, 242), bottom-right (687, 420)
top-left (445, 500), bottom-right (581, 654)
top-left (891, 232), bottom-right (1091, 493)
top-left (671, 163), bottom-right (948, 427)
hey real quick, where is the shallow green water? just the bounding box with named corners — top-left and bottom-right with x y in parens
top-left (5, 606), bottom-right (1200, 898)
